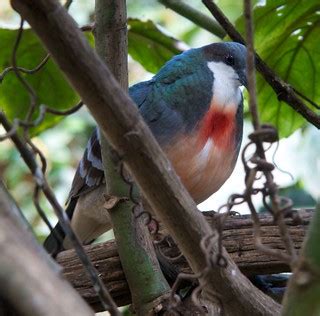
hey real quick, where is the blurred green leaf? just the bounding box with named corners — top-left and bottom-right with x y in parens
top-left (259, 181), bottom-right (316, 213)
top-left (128, 18), bottom-right (184, 73)
top-left (0, 20), bottom-right (185, 135)
top-left (279, 181), bottom-right (315, 208)
top-left (180, 25), bottom-right (201, 44)
top-left (0, 28), bottom-right (92, 135)
top-left (236, 0), bottom-right (320, 137)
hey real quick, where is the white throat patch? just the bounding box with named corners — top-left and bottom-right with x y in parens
top-left (207, 61), bottom-right (242, 107)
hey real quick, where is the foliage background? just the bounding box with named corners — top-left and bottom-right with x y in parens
top-left (0, 0), bottom-right (319, 243)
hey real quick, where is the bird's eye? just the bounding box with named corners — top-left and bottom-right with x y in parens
top-left (225, 54), bottom-right (235, 66)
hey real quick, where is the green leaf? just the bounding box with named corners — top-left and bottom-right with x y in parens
top-left (128, 18), bottom-right (185, 73)
top-left (180, 25), bottom-right (202, 44)
top-left (0, 28), bottom-right (90, 136)
top-left (236, 0), bottom-right (320, 137)
top-left (0, 20), bottom-right (185, 135)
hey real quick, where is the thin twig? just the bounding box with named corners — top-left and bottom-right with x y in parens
top-left (293, 87), bottom-right (320, 110)
top-left (11, 19), bottom-right (38, 123)
top-left (0, 54), bottom-right (50, 83)
top-left (0, 101), bottom-right (83, 141)
top-left (158, 0), bottom-right (225, 39)
top-left (81, 23), bottom-right (94, 32)
top-left (0, 18), bottom-right (91, 84)
top-left (244, 0), bottom-right (297, 264)
top-left (244, 0), bottom-right (259, 131)
top-left (32, 101), bottom-right (84, 127)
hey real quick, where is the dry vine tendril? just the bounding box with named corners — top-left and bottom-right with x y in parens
top-left (166, 1), bottom-right (300, 311)
top-left (215, 125), bottom-right (298, 266)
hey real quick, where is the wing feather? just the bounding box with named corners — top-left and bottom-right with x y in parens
top-left (68, 57), bottom-right (213, 201)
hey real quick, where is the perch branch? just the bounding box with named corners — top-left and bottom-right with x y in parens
top-left (57, 210), bottom-right (311, 312)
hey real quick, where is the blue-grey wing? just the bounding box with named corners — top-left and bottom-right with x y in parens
top-left (67, 80), bottom-right (159, 199)
top-left (67, 128), bottom-right (105, 200)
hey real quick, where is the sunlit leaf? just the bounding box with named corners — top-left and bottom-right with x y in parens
top-left (0, 28), bottom-right (88, 135)
top-left (128, 18), bottom-right (185, 73)
top-left (0, 20), bottom-right (185, 135)
top-left (236, 0), bottom-right (320, 137)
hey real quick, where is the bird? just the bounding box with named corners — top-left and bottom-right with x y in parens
top-left (44, 41), bottom-right (247, 254)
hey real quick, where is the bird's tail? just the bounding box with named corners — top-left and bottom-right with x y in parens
top-left (43, 199), bottom-right (77, 256)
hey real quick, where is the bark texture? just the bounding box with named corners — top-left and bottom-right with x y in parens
top-left (0, 182), bottom-right (94, 316)
top-left (57, 211), bottom-right (310, 312)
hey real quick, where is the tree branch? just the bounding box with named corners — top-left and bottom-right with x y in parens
top-left (10, 1), bottom-right (280, 314)
top-left (0, 180), bottom-right (62, 273)
top-left (0, 179), bottom-right (94, 316)
top-left (56, 210), bottom-right (311, 312)
top-left (159, 0), bottom-right (226, 39)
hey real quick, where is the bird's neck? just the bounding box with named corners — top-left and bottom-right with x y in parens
top-left (198, 104), bottom-right (237, 151)
top-left (207, 61), bottom-right (242, 106)
top-left (195, 61), bottom-right (242, 151)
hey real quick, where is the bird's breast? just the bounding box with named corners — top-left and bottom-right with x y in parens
top-left (198, 103), bottom-right (236, 150)
top-left (164, 103), bottom-right (239, 204)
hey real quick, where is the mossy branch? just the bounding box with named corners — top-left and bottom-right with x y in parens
top-left (94, 0), bottom-right (170, 314)
top-left (159, 0), bottom-right (226, 39)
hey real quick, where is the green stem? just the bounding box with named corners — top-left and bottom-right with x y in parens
top-left (109, 184), bottom-right (171, 310)
top-left (159, 0), bottom-right (226, 39)
top-left (94, 0), bottom-right (170, 314)
top-left (282, 204), bottom-right (320, 316)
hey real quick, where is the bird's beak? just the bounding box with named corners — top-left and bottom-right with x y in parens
top-left (239, 70), bottom-right (248, 88)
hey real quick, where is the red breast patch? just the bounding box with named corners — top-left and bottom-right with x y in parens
top-left (198, 105), bottom-right (236, 150)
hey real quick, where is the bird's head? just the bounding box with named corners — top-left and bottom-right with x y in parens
top-left (148, 42), bottom-right (247, 143)
top-left (155, 41), bottom-right (247, 90)
top-left (201, 42), bottom-right (247, 88)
